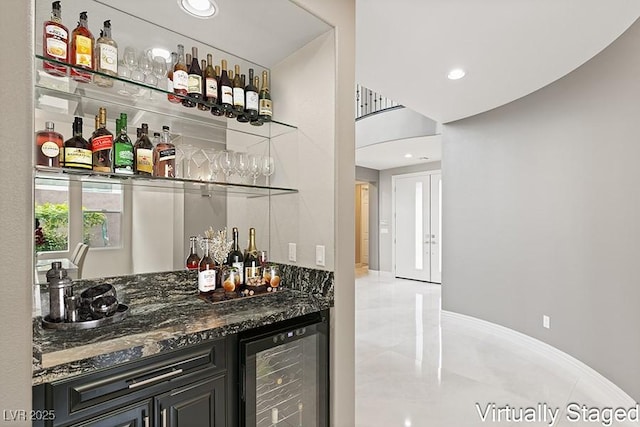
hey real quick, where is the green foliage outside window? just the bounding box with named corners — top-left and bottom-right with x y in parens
top-left (35, 203), bottom-right (106, 252)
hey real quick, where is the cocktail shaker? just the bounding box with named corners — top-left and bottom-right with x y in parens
top-left (48, 268), bottom-right (74, 322)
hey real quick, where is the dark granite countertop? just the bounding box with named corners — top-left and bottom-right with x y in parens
top-left (32, 266), bottom-right (333, 385)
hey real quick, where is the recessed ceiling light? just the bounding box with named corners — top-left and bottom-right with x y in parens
top-left (447, 68), bottom-right (466, 80)
top-left (178, 0), bottom-right (218, 18)
top-left (151, 48), bottom-right (171, 62)
top-left (404, 153), bottom-right (413, 158)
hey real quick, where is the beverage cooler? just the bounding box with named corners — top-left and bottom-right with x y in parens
top-left (239, 310), bottom-right (329, 427)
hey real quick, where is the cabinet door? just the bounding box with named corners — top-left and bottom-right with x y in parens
top-left (156, 376), bottom-right (226, 427)
top-left (69, 400), bottom-right (151, 427)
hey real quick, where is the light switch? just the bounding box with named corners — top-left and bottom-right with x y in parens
top-left (315, 245), bottom-right (325, 267)
top-left (288, 243), bottom-right (297, 262)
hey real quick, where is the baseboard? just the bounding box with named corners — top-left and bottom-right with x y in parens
top-left (441, 310), bottom-right (636, 405)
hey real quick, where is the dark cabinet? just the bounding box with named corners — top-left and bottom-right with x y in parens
top-left (69, 400), bottom-right (151, 427)
top-left (155, 376), bottom-right (226, 427)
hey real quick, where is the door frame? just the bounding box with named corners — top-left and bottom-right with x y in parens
top-left (391, 170), bottom-right (442, 281)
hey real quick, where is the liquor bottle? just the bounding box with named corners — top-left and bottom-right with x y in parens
top-left (198, 59), bottom-right (210, 111)
top-left (227, 227), bottom-right (245, 285)
top-left (172, 45), bottom-right (189, 101)
top-left (183, 49), bottom-right (200, 108)
top-left (259, 70), bottom-right (273, 122)
top-left (153, 126), bottom-right (176, 178)
top-left (167, 52), bottom-right (181, 103)
top-left (94, 20), bottom-right (117, 87)
top-left (245, 68), bottom-right (259, 121)
top-left (219, 59), bottom-right (233, 115)
top-left (134, 123), bottom-right (153, 176)
top-left (91, 107), bottom-right (113, 172)
top-left (42, 1), bottom-right (68, 77)
top-left (113, 113), bottom-right (134, 174)
top-left (204, 54), bottom-right (217, 106)
top-left (186, 236), bottom-right (200, 270)
top-left (250, 75), bottom-right (264, 127)
top-left (236, 74), bottom-right (249, 123)
top-left (233, 65), bottom-right (245, 115)
top-left (199, 238), bottom-right (217, 296)
top-left (35, 121), bottom-right (64, 168)
top-left (63, 117), bottom-right (92, 170)
top-left (243, 227), bottom-right (261, 286)
top-left (70, 11), bottom-right (94, 83)
top-left (211, 65), bottom-right (224, 116)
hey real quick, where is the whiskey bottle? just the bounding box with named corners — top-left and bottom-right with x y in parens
top-left (219, 59), bottom-right (233, 115)
top-left (134, 123), bottom-right (154, 176)
top-left (35, 121), bottom-right (63, 168)
top-left (113, 113), bottom-right (134, 174)
top-left (245, 68), bottom-right (259, 121)
top-left (172, 45), bottom-right (189, 101)
top-left (233, 64), bottom-right (245, 114)
top-left (186, 236), bottom-right (200, 270)
top-left (63, 117), bottom-right (92, 170)
top-left (227, 227), bottom-right (244, 285)
top-left (243, 227), bottom-right (261, 287)
top-left (92, 107), bottom-right (113, 172)
top-left (43, 1), bottom-right (68, 77)
top-left (198, 59), bottom-right (210, 111)
top-left (250, 75), bottom-right (264, 127)
top-left (70, 11), bottom-right (94, 83)
top-left (259, 70), bottom-right (273, 122)
top-left (153, 126), bottom-right (176, 178)
top-left (94, 20), bottom-right (118, 88)
top-left (167, 51), bottom-right (181, 104)
top-left (210, 65), bottom-right (224, 116)
top-left (199, 238), bottom-right (217, 296)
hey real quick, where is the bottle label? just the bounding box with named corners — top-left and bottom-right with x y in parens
top-left (136, 148), bottom-right (153, 174)
top-left (232, 261), bottom-right (244, 284)
top-left (92, 135), bottom-right (113, 152)
top-left (246, 91), bottom-right (259, 111)
top-left (205, 78), bottom-right (217, 98)
top-left (64, 147), bottom-right (92, 169)
top-left (159, 148), bottom-right (176, 160)
top-left (198, 269), bottom-right (217, 292)
top-left (41, 141), bottom-right (60, 158)
top-left (173, 70), bottom-right (188, 91)
top-left (74, 35), bottom-right (92, 68)
top-left (259, 99), bottom-right (273, 116)
top-left (45, 25), bottom-right (68, 59)
top-left (233, 87), bottom-right (245, 107)
top-left (98, 43), bottom-right (118, 73)
top-left (221, 85), bottom-right (233, 105)
top-left (114, 143), bottom-right (134, 170)
top-left (188, 74), bottom-right (202, 94)
top-left (245, 265), bottom-right (262, 286)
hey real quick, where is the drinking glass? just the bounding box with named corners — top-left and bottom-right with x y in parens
top-left (263, 264), bottom-right (281, 289)
top-left (117, 61), bottom-right (131, 96)
top-left (203, 149), bottom-right (219, 181)
top-left (258, 250), bottom-right (268, 267)
top-left (191, 149), bottom-right (208, 180)
top-left (180, 144), bottom-right (198, 179)
top-left (152, 57), bottom-right (168, 90)
top-left (139, 52), bottom-right (156, 87)
top-left (174, 147), bottom-right (185, 178)
top-left (248, 154), bottom-right (262, 186)
top-left (235, 152), bottom-right (249, 183)
top-left (222, 267), bottom-right (240, 292)
top-left (261, 156), bottom-right (275, 186)
top-left (219, 150), bottom-right (236, 182)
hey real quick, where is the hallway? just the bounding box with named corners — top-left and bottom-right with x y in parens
top-left (355, 272), bottom-right (636, 426)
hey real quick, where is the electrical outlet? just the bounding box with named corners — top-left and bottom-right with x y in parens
top-left (543, 315), bottom-right (550, 329)
top-left (288, 243), bottom-right (296, 262)
top-left (315, 245), bottom-right (325, 267)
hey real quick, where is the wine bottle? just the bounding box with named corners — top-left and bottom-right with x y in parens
top-left (42, 1), bottom-right (68, 77)
top-left (245, 68), bottom-right (259, 121)
top-left (167, 51), bottom-right (181, 103)
top-left (211, 65), bottom-right (224, 116)
top-left (204, 54), bottom-right (217, 105)
top-left (153, 126), bottom-right (176, 178)
top-left (186, 236), bottom-right (200, 270)
top-left (236, 74), bottom-right (250, 123)
top-left (225, 69), bottom-right (237, 118)
top-left (244, 227), bottom-right (261, 286)
top-left (219, 59), bottom-right (233, 114)
top-left (233, 64), bottom-right (245, 114)
top-left (36, 121), bottom-right (63, 168)
top-left (198, 59), bottom-right (210, 111)
top-left (227, 227), bottom-right (244, 284)
top-left (250, 75), bottom-right (264, 127)
top-left (259, 70), bottom-right (273, 122)
top-left (94, 20), bottom-right (117, 87)
top-left (184, 48), bottom-right (202, 108)
top-left (172, 44), bottom-right (189, 101)
top-left (199, 238), bottom-right (217, 296)
top-left (70, 11), bottom-right (94, 83)
top-left (63, 117), bottom-right (92, 170)
top-left (92, 107), bottom-right (113, 172)
top-left (113, 113), bottom-right (134, 175)
top-left (134, 123), bottom-right (153, 176)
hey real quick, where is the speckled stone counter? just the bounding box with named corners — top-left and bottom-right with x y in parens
top-left (32, 266), bottom-right (333, 385)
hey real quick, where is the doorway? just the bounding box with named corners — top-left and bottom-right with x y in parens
top-left (355, 182), bottom-right (370, 275)
top-left (392, 171), bottom-right (441, 283)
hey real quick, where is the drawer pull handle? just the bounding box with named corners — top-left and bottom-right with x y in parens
top-left (128, 369), bottom-right (183, 389)
top-left (162, 408), bottom-right (167, 427)
top-left (144, 415), bottom-right (150, 427)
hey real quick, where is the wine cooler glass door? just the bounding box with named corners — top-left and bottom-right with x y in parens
top-left (240, 314), bottom-right (328, 427)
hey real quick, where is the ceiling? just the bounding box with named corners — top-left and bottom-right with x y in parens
top-left (356, 135), bottom-right (442, 170)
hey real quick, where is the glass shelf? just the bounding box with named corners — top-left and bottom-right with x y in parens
top-left (34, 166), bottom-right (298, 198)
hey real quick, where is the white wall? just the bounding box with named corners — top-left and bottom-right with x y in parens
top-left (443, 18), bottom-right (640, 399)
top-left (356, 106), bottom-right (438, 148)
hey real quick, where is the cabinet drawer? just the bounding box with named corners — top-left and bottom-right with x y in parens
top-left (49, 338), bottom-right (226, 426)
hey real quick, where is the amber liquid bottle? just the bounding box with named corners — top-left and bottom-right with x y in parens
top-left (153, 126), bottom-right (176, 178)
top-left (243, 228), bottom-right (261, 286)
top-left (63, 117), bottom-right (92, 170)
top-left (198, 239), bottom-right (217, 296)
top-left (43, 1), bottom-right (68, 76)
top-left (70, 11), bottom-right (94, 83)
top-left (198, 59), bottom-right (210, 111)
top-left (186, 236), bottom-right (200, 270)
top-left (36, 121), bottom-right (64, 168)
top-left (92, 107), bottom-right (113, 172)
top-left (134, 123), bottom-right (153, 176)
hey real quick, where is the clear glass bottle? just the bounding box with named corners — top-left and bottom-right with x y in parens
top-left (94, 20), bottom-right (118, 87)
top-left (91, 107), bottom-right (113, 172)
top-left (199, 238), bottom-right (217, 296)
top-left (63, 117), bottom-right (92, 170)
top-left (42, 1), bottom-right (69, 76)
top-left (113, 113), bottom-right (134, 175)
top-left (186, 236), bottom-right (200, 270)
top-left (153, 126), bottom-right (176, 178)
top-left (134, 123), bottom-right (154, 176)
top-left (70, 11), bottom-right (94, 83)
top-left (35, 121), bottom-right (64, 168)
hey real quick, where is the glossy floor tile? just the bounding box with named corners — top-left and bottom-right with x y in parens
top-left (355, 272), bottom-right (636, 427)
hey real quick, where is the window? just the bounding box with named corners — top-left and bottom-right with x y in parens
top-left (34, 179), bottom-right (69, 253)
top-left (82, 182), bottom-right (123, 248)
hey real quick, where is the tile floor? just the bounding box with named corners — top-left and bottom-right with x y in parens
top-left (355, 270), bottom-right (637, 427)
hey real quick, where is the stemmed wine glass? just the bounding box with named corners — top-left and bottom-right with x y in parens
top-left (203, 149), bottom-right (219, 181)
top-left (235, 152), bottom-right (249, 183)
top-left (121, 47), bottom-right (139, 95)
top-left (117, 59), bottom-right (131, 96)
top-left (139, 51), bottom-right (155, 86)
top-left (261, 156), bottom-right (275, 186)
top-left (152, 57), bottom-right (168, 91)
top-left (219, 150), bottom-right (236, 183)
top-left (191, 149), bottom-right (208, 180)
top-left (248, 154), bottom-right (262, 186)
top-left (179, 144), bottom-right (198, 179)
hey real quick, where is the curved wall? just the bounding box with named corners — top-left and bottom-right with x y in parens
top-left (356, 107), bottom-right (438, 148)
top-left (442, 17), bottom-right (640, 399)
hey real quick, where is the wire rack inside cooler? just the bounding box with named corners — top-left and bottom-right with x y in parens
top-left (255, 341), bottom-right (307, 427)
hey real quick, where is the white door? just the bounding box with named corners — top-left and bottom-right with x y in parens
top-left (394, 172), bottom-right (441, 283)
top-left (361, 185), bottom-right (369, 265)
